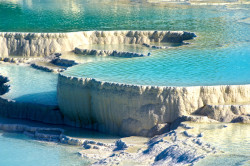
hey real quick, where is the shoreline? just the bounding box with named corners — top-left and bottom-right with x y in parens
top-left (0, 116), bottom-right (219, 165)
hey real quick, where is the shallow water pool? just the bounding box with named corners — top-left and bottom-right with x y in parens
top-left (0, 63), bottom-right (57, 105)
top-left (190, 123), bottom-right (250, 166)
top-left (65, 41), bottom-right (250, 86)
top-left (0, 131), bottom-right (90, 166)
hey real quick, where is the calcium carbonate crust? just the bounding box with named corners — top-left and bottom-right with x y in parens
top-left (57, 74), bottom-right (250, 136)
top-left (0, 74), bottom-right (9, 95)
top-left (0, 31), bottom-right (195, 57)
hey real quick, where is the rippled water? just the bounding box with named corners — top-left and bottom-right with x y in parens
top-left (0, 63), bottom-right (57, 105)
top-left (0, 0), bottom-right (247, 32)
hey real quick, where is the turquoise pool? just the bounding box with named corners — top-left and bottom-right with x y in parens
top-left (0, 117), bottom-right (120, 166)
top-left (0, 63), bottom-right (57, 105)
top-left (65, 41), bottom-right (250, 86)
top-left (193, 123), bottom-right (250, 166)
top-left (0, 131), bottom-right (90, 166)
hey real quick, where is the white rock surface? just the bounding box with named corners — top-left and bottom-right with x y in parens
top-left (0, 31), bottom-right (195, 57)
top-left (57, 74), bottom-right (250, 136)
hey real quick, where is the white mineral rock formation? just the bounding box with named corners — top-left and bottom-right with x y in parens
top-left (0, 31), bottom-right (195, 57)
top-left (0, 97), bottom-right (64, 124)
top-left (0, 118), bottom-right (217, 165)
top-left (57, 74), bottom-right (250, 136)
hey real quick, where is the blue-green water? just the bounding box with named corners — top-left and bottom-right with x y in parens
top-left (0, 63), bottom-right (57, 105)
top-left (0, 117), bottom-right (119, 166)
top-left (0, 131), bottom-right (90, 166)
top-left (1, 0), bottom-right (244, 32)
top-left (1, 0), bottom-right (250, 86)
top-left (192, 123), bottom-right (250, 166)
top-left (66, 42), bottom-right (250, 86)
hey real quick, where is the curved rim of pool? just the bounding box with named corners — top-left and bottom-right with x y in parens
top-left (1, 30), bottom-right (249, 87)
top-left (60, 72), bottom-right (250, 88)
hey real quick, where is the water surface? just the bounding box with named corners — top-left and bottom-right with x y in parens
top-left (0, 63), bottom-right (57, 105)
top-left (1, 0), bottom-right (250, 86)
top-left (0, 131), bottom-right (90, 166)
top-left (189, 123), bottom-right (250, 166)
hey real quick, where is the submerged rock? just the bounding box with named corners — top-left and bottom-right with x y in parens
top-left (142, 43), bottom-right (169, 49)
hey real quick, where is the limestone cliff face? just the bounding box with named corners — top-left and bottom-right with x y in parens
top-left (57, 74), bottom-right (250, 136)
top-left (0, 31), bottom-right (195, 57)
